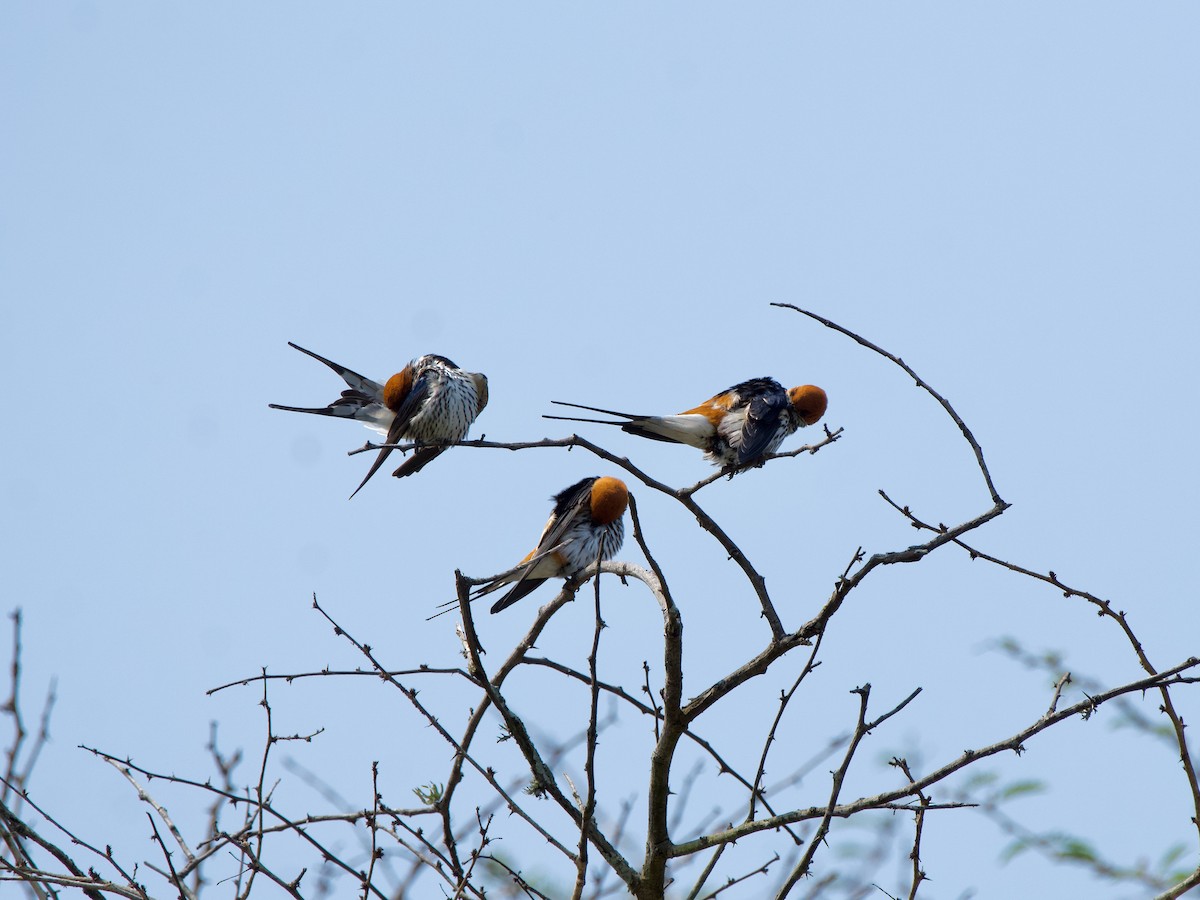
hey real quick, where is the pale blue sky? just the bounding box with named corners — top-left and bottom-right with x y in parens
top-left (2, 3), bottom-right (1198, 897)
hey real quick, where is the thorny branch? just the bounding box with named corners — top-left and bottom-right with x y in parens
top-left (770, 303), bottom-right (1004, 506)
top-left (879, 490), bottom-right (1200, 847)
top-left (570, 535), bottom-right (610, 900)
top-left (4, 309), bottom-right (1197, 898)
top-left (889, 757), bottom-right (931, 900)
top-left (670, 660), bottom-right (1199, 858)
top-left (773, 685), bottom-right (919, 897)
top-left (353, 428), bottom-right (841, 640)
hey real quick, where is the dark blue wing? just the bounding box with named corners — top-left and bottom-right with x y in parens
top-left (349, 371), bottom-right (433, 498)
top-left (737, 392), bottom-right (789, 464)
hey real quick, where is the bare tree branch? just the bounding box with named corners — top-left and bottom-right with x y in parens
top-left (770, 303), bottom-right (1004, 506)
top-left (672, 660), bottom-right (1198, 857)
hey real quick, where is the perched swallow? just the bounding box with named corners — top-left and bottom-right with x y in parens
top-left (269, 342), bottom-right (488, 497)
top-left (473, 476), bottom-right (629, 614)
top-left (546, 378), bottom-right (827, 468)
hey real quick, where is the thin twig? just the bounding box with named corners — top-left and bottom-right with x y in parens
top-left (82, 745), bottom-right (389, 898)
top-left (98, 756), bottom-right (197, 868)
top-left (450, 574), bottom-right (638, 887)
top-left (749, 633), bottom-right (825, 825)
top-left (878, 493), bottom-right (1200, 849)
top-left (147, 812), bottom-right (191, 900)
top-left (889, 758), bottom-right (930, 900)
top-left (698, 852), bottom-right (780, 898)
top-left (361, 761), bottom-right (381, 900)
top-left (637, 495), bottom-right (688, 897)
top-left (775, 685), bottom-right (898, 897)
top-left (685, 843), bottom-right (726, 900)
top-left (572, 535), bottom-right (608, 900)
top-left (771, 303), bottom-right (1004, 506)
top-left (310, 593), bottom-right (579, 869)
top-left (357, 435), bottom-right (808, 638)
top-left (673, 661), bottom-right (1198, 856)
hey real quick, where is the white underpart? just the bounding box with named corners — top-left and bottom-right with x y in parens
top-left (491, 516), bottom-right (625, 586)
top-left (553, 516), bottom-right (626, 577)
top-left (715, 407), bottom-right (750, 454)
top-left (359, 407), bottom-right (396, 436)
top-left (639, 414), bottom-right (717, 448)
top-left (384, 357), bottom-right (483, 444)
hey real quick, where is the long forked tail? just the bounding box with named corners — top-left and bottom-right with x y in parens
top-left (424, 571), bottom-right (546, 620)
top-left (268, 402), bottom-right (337, 416)
top-left (424, 567), bottom-right (530, 620)
top-left (546, 401), bottom-right (713, 448)
top-left (543, 399), bottom-right (649, 426)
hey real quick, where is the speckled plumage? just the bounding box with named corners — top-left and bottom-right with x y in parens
top-left (269, 343), bottom-right (488, 496)
top-left (474, 476), bottom-right (629, 614)
top-left (546, 378), bottom-right (826, 468)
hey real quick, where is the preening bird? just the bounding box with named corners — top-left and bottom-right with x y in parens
top-left (546, 378), bottom-right (827, 468)
top-left (269, 342), bottom-right (488, 497)
top-left (472, 476), bottom-right (629, 614)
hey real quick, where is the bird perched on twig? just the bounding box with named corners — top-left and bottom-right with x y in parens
top-left (471, 476), bottom-right (629, 614)
top-left (269, 342), bottom-right (488, 497)
top-left (545, 378), bottom-right (826, 469)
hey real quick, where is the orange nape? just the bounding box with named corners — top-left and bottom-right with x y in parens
top-left (589, 476), bottom-right (629, 525)
top-left (383, 367), bottom-right (414, 412)
top-left (788, 385), bottom-right (828, 425)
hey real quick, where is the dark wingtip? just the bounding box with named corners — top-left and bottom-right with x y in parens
top-left (488, 578), bottom-right (546, 614)
top-left (391, 447), bottom-right (444, 479)
top-left (489, 595), bottom-right (515, 614)
top-left (349, 450), bottom-right (392, 499)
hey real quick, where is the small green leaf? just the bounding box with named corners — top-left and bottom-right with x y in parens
top-left (412, 781), bottom-right (444, 804)
top-left (1157, 843), bottom-right (1186, 872)
top-left (999, 839), bottom-right (1030, 863)
top-left (1059, 839), bottom-right (1096, 862)
top-left (998, 780), bottom-right (1044, 801)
